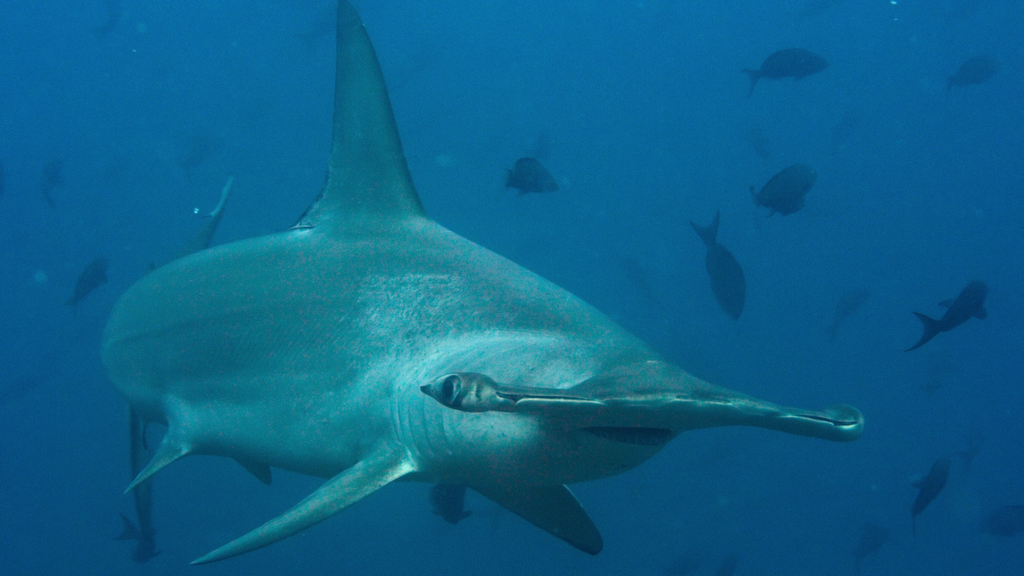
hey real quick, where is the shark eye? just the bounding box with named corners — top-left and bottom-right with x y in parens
top-left (440, 374), bottom-right (462, 407)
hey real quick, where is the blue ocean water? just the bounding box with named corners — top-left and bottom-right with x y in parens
top-left (1, 0), bottom-right (1022, 574)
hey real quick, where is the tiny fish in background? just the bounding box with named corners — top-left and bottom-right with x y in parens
top-left (979, 505), bottom-right (1024, 537)
top-left (853, 522), bottom-right (889, 575)
top-left (41, 158), bottom-right (64, 208)
top-left (906, 280), bottom-right (987, 351)
top-left (429, 484), bottom-right (472, 525)
top-left (752, 164), bottom-right (817, 216)
top-left (828, 288), bottom-right (871, 341)
top-left (911, 456), bottom-right (952, 536)
top-left (505, 157), bottom-right (558, 194)
top-left (947, 55), bottom-right (1000, 91)
top-left (66, 257), bottom-right (109, 309)
top-left (691, 211), bottom-right (746, 320)
top-left (742, 48), bottom-right (828, 95)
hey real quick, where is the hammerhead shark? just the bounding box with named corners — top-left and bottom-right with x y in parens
top-left (102, 1), bottom-right (863, 565)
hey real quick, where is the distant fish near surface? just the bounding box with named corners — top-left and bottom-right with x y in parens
top-left (691, 211), bottom-right (746, 320)
top-left (41, 158), bottom-right (64, 209)
top-left (911, 456), bottom-right (952, 536)
top-left (66, 257), bottom-right (109, 308)
top-left (827, 288), bottom-right (871, 341)
top-left (505, 157), bottom-right (558, 194)
top-left (853, 522), bottom-right (889, 575)
top-left (906, 280), bottom-right (987, 351)
top-left (752, 163), bottom-right (817, 216)
top-left (979, 505), bottom-right (1024, 537)
top-left (947, 56), bottom-right (1000, 91)
top-left (429, 484), bottom-right (472, 525)
top-left (742, 48), bottom-right (828, 95)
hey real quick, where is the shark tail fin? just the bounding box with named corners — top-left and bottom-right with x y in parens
top-left (690, 210), bottom-right (721, 247)
top-left (906, 312), bottom-right (941, 351)
top-left (116, 513), bottom-right (142, 541)
top-left (192, 446), bottom-right (415, 565)
top-left (741, 69), bottom-right (761, 96)
top-left (473, 484), bottom-right (603, 555)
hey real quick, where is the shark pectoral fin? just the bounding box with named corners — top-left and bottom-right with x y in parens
top-left (126, 433), bottom-right (191, 493)
top-left (234, 458), bottom-right (272, 485)
top-left (474, 484), bottom-right (603, 555)
top-left (192, 447), bottom-right (415, 565)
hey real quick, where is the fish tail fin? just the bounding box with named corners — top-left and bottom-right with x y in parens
top-left (906, 312), bottom-right (941, 351)
top-left (741, 69), bottom-right (760, 96)
top-left (690, 210), bottom-right (720, 247)
top-left (116, 513), bottom-right (142, 541)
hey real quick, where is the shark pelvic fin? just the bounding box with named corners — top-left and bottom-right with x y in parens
top-left (295, 0), bottom-right (424, 231)
top-left (192, 446), bottom-right (415, 565)
top-left (125, 434), bottom-right (191, 493)
top-left (234, 458), bottom-right (273, 485)
top-left (474, 484), bottom-right (603, 555)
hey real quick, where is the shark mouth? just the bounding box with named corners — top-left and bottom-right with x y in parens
top-left (583, 427), bottom-right (673, 446)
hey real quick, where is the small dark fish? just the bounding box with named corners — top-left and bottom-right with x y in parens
top-left (665, 548), bottom-right (704, 576)
top-left (92, 0), bottom-right (122, 41)
top-left (751, 164), bottom-right (817, 216)
top-left (41, 158), bottom-right (64, 209)
top-left (947, 56), bottom-right (1000, 91)
top-left (715, 554), bottom-right (739, 576)
top-left (66, 257), bottom-right (109, 308)
top-left (505, 157), bottom-right (558, 194)
top-left (691, 211), bottom-right (745, 320)
top-left (828, 288), bottom-right (871, 341)
top-left (116, 512), bottom-right (160, 563)
top-left (853, 523), bottom-right (889, 575)
top-left (742, 48), bottom-right (828, 95)
top-left (911, 456), bottom-right (952, 536)
top-left (429, 484), bottom-right (472, 525)
top-left (979, 505), bottom-right (1024, 537)
top-left (906, 280), bottom-right (987, 351)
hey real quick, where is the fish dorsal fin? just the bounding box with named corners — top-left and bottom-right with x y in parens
top-left (296, 1), bottom-right (425, 232)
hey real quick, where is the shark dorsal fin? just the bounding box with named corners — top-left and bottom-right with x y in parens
top-left (296, 1), bottom-right (425, 231)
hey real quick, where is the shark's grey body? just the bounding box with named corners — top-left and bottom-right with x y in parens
top-left (102, 1), bottom-right (863, 565)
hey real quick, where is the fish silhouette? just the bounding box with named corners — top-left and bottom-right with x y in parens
top-left (691, 211), bottom-right (745, 320)
top-left (906, 281), bottom-right (987, 351)
top-left (911, 456), bottom-right (952, 536)
top-left (742, 48), bottom-right (828, 95)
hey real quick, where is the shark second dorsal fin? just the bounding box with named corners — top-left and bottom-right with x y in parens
top-left (296, 1), bottom-right (425, 232)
